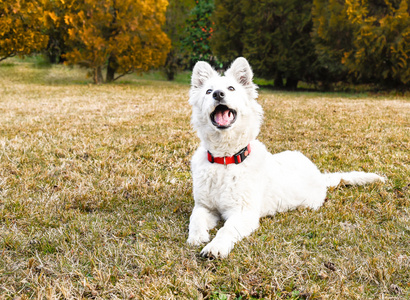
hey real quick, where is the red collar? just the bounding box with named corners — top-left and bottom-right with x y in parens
top-left (207, 144), bottom-right (251, 165)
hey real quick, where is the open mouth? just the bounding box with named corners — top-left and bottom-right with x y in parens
top-left (210, 105), bottom-right (237, 129)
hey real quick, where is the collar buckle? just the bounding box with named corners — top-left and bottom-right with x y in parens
top-left (207, 144), bottom-right (251, 165)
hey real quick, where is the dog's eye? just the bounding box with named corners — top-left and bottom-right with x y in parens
top-left (206, 89), bottom-right (212, 94)
top-left (228, 86), bottom-right (235, 91)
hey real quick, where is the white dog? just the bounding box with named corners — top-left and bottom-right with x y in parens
top-left (187, 57), bottom-right (384, 258)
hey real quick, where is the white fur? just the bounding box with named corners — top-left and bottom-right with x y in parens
top-left (187, 57), bottom-right (385, 258)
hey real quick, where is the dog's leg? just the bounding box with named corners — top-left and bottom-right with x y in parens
top-left (187, 205), bottom-right (219, 246)
top-left (200, 211), bottom-right (259, 258)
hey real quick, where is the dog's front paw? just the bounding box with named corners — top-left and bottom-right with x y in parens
top-left (200, 239), bottom-right (233, 259)
top-left (187, 232), bottom-right (210, 246)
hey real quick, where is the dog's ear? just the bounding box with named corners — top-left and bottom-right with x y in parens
top-left (225, 57), bottom-right (253, 86)
top-left (191, 61), bottom-right (217, 88)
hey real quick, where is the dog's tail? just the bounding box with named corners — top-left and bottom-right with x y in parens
top-left (323, 171), bottom-right (385, 188)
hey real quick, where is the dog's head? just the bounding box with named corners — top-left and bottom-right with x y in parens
top-left (189, 57), bottom-right (263, 156)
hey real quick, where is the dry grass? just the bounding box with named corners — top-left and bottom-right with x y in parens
top-left (0, 60), bottom-right (409, 299)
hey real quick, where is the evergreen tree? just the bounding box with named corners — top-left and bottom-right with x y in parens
top-left (311, 0), bottom-right (352, 86)
top-left (210, 0), bottom-right (245, 66)
top-left (163, 0), bottom-right (195, 80)
top-left (212, 0), bottom-right (319, 89)
top-left (182, 0), bottom-right (216, 68)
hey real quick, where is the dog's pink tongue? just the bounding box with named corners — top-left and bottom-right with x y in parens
top-left (215, 110), bottom-right (233, 126)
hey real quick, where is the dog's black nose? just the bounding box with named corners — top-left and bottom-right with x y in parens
top-left (213, 90), bottom-right (225, 101)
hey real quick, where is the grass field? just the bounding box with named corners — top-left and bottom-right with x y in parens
top-left (0, 59), bottom-right (409, 299)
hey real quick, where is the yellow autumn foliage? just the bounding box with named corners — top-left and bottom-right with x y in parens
top-left (313, 0), bottom-right (410, 86)
top-left (0, 0), bottom-right (49, 61)
top-left (60, 0), bottom-right (171, 83)
top-left (343, 0), bottom-right (410, 84)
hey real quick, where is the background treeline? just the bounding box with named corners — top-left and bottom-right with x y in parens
top-left (1, 0), bottom-right (409, 89)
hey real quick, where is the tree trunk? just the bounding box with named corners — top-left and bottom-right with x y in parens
top-left (106, 55), bottom-right (119, 82)
top-left (274, 73), bottom-right (284, 88)
top-left (164, 50), bottom-right (177, 81)
top-left (93, 66), bottom-right (103, 84)
top-left (285, 78), bottom-right (298, 90)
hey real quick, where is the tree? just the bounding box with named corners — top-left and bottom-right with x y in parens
top-left (212, 0), bottom-right (319, 89)
top-left (343, 0), bottom-right (410, 86)
top-left (182, 0), bottom-right (217, 68)
top-left (61, 0), bottom-right (171, 84)
top-left (42, 0), bottom-right (70, 64)
top-left (0, 0), bottom-right (49, 62)
top-left (312, 0), bottom-right (410, 87)
top-left (210, 0), bottom-right (244, 66)
top-left (163, 0), bottom-right (195, 80)
top-left (311, 0), bottom-right (352, 86)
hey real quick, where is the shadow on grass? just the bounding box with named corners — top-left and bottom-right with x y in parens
top-left (0, 62), bottom-right (15, 68)
top-left (2, 57), bottom-right (408, 97)
top-left (0, 57), bottom-right (191, 87)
